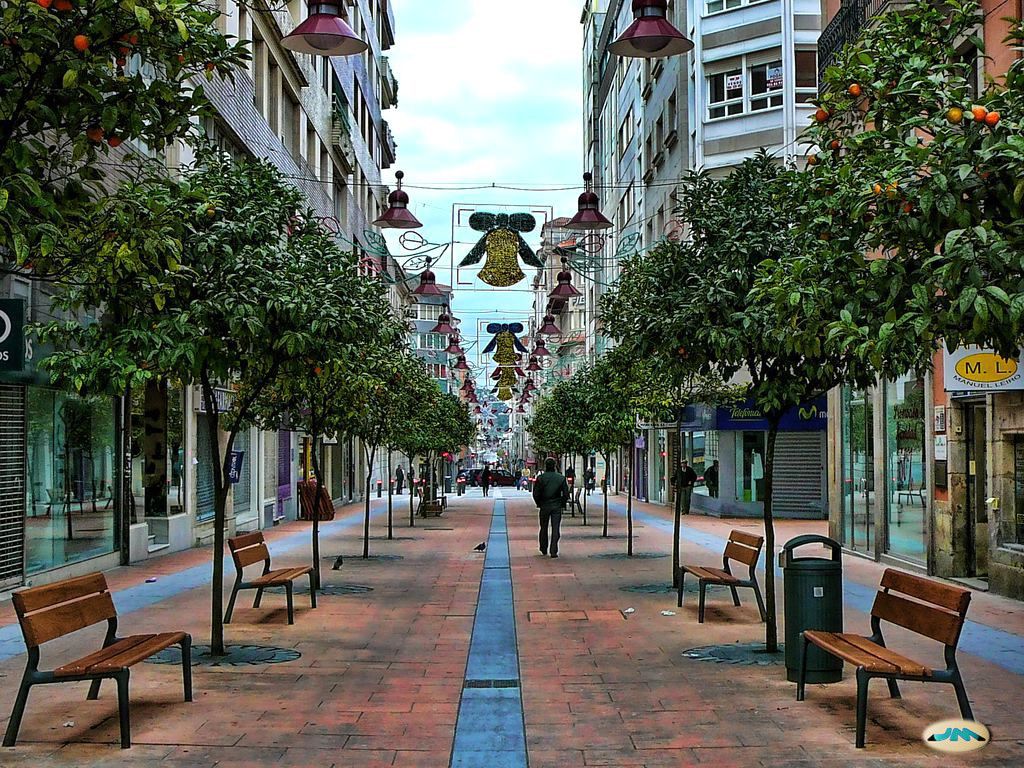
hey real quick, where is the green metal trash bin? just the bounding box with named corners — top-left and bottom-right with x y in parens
top-left (783, 534), bottom-right (844, 683)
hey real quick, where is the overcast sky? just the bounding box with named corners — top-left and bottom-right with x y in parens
top-left (384, 1), bottom-right (584, 385)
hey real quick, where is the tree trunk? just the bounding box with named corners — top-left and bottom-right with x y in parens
top-left (200, 375), bottom-right (229, 657)
top-left (672, 412), bottom-right (684, 588)
top-left (387, 451), bottom-right (393, 540)
top-left (308, 431), bottom-right (326, 592)
top-left (627, 439), bottom-right (634, 557)
top-left (362, 443), bottom-right (376, 559)
top-left (602, 451), bottom-right (609, 538)
top-left (763, 419), bottom-right (781, 654)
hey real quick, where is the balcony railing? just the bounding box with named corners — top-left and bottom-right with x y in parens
top-left (818, 0), bottom-right (908, 85)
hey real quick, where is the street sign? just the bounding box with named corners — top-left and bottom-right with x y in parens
top-left (0, 299), bottom-right (25, 372)
top-left (228, 451), bottom-right (245, 484)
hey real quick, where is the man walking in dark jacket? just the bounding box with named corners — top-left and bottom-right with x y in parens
top-left (532, 457), bottom-right (570, 558)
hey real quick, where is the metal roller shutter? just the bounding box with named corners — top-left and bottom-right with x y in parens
top-left (196, 414), bottom-right (215, 522)
top-left (0, 385), bottom-right (26, 588)
top-left (772, 432), bottom-right (826, 518)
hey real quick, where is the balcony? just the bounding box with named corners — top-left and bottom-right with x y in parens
top-left (331, 98), bottom-right (356, 172)
top-left (818, 0), bottom-right (911, 85)
top-left (380, 56), bottom-right (399, 109)
top-left (382, 119), bottom-right (397, 169)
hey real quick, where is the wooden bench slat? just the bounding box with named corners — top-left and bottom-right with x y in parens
top-left (234, 542), bottom-right (271, 569)
top-left (22, 592), bottom-right (117, 648)
top-left (228, 531), bottom-right (265, 552)
top-left (88, 633), bottom-right (188, 675)
top-left (729, 530), bottom-right (763, 549)
top-left (682, 565), bottom-right (739, 584)
top-left (872, 591), bottom-right (963, 646)
top-left (54, 635), bottom-right (156, 676)
top-left (13, 573), bottom-right (108, 616)
top-left (250, 567), bottom-right (313, 587)
top-left (724, 541), bottom-right (759, 567)
top-left (880, 569), bottom-right (971, 614)
top-left (804, 631), bottom-right (931, 676)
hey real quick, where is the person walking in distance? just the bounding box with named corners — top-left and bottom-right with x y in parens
top-left (584, 466), bottom-right (596, 496)
top-left (395, 464), bottom-right (405, 496)
top-left (481, 464), bottom-right (492, 497)
top-left (673, 458), bottom-right (698, 514)
top-left (704, 459), bottom-right (719, 499)
top-left (533, 457), bottom-right (570, 558)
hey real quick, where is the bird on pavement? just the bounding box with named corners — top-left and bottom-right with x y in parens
top-left (473, 542), bottom-right (487, 552)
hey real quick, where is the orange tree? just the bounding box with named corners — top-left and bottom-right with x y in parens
top-left (0, 0), bottom-right (245, 273)
top-left (802, 0), bottom-right (1024, 365)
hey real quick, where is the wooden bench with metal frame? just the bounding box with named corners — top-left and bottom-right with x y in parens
top-left (3, 573), bottom-right (191, 749)
top-left (677, 529), bottom-right (767, 624)
top-left (225, 531), bottom-right (315, 626)
top-left (797, 568), bottom-right (973, 748)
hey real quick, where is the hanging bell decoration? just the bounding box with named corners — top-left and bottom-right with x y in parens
top-left (538, 313), bottom-right (561, 335)
top-left (412, 257), bottom-right (444, 297)
top-left (549, 258), bottom-right (582, 299)
top-left (373, 171), bottom-right (423, 229)
top-left (566, 173), bottom-right (613, 231)
top-left (497, 387), bottom-right (513, 401)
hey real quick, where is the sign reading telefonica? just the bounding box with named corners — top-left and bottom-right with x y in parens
top-left (0, 299), bottom-right (25, 373)
top-left (715, 396), bottom-right (828, 432)
top-left (944, 346), bottom-right (1023, 392)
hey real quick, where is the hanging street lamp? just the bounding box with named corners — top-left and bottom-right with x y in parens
top-left (538, 313), bottom-right (561, 335)
top-left (526, 356), bottom-right (541, 372)
top-left (446, 335), bottom-right (465, 355)
top-left (430, 306), bottom-right (457, 335)
top-left (281, 2), bottom-right (369, 57)
top-left (567, 172), bottom-right (613, 231)
top-left (532, 338), bottom-right (552, 358)
top-left (412, 257), bottom-right (444, 296)
top-left (548, 258), bottom-right (582, 299)
top-left (454, 355), bottom-right (470, 371)
top-left (373, 170), bottom-right (423, 229)
top-left (608, 0), bottom-right (693, 59)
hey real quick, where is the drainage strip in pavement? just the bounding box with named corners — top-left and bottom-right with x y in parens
top-left (605, 499), bottom-right (1024, 677)
top-left (0, 500), bottom-right (387, 663)
top-left (450, 496), bottom-right (528, 768)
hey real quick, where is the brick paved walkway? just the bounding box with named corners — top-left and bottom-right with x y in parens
top-left (0, 490), bottom-right (1021, 767)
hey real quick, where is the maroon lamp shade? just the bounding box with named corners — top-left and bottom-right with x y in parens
top-left (446, 336), bottom-right (465, 355)
top-left (454, 356), bottom-right (470, 371)
top-left (373, 171), bottom-right (423, 229)
top-left (526, 356), bottom-right (541, 372)
top-left (548, 262), bottom-right (581, 299)
top-left (532, 338), bottom-right (552, 358)
top-left (431, 306), bottom-right (457, 335)
top-left (608, 0), bottom-right (693, 59)
top-left (281, 2), bottom-right (368, 57)
top-left (516, 405), bottom-right (526, 414)
top-left (567, 172), bottom-right (613, 231)
top-left (413, 258), bottom-right (444, 296)
top-left (538, 313), bottom-right (561, 335)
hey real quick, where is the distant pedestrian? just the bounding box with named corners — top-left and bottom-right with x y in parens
top-left (584, 467), bottom-right (596, 495)
top-left (481, 464), bottom-right (492, 497)
top-left (565, 463), bottom-right (576, 489)
top-left (532, 457), bottom-right (570, 558)
top-left (520, 466), bottom-right (532, 490)
top-left (704, 459), bottom-right (720, 499)
top-left (673, 459), bottom-right (698, 514)
top-left (395, 464), bottom-right (405, 495)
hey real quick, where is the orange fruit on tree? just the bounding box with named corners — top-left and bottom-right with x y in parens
top-left (971, 105), bottom-right (987, 122)
top-left (806, 154), bottom-right (818, 166)
top-left (847, 83), bottom-right (862, 97)
top-left (73, 34), bottom-right (89, 52)
top-left (872, 183), bottom-right (883, 195)
top-left (829, 139), bottom-right (841, 151)
top-left (885, 182), bottom-right (898, 199)
top-left (86, 125), bottom-right (104, 143)
top-left (946, 107), bottom-right (964, 124)
top-left (36, 0), bottom-right (53, 8)
top-left (107, 135), bottom-right (122, 148)
top-left (205, 61), bottom-right (215, 72)
top-left (814, 107), bottom-right (830, 123)
top-left (54, 0), bottom-right (72, 10)
top-left (902, 202), bottom-right (913, 214)
top-left (985, 111), bottom-right (1000, 126)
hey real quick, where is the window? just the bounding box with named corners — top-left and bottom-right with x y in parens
top-left (957, 45), bottom-right (981, 100)
top-left (418, 304), bottom-right (441, 321)
top-left (796, 50), bottom-right (818, 103)
top-left (282, 89), bottom-right (300, 157)
top-left (418, 333), bottom-right (446, 350)
top-left (749, 60), bottom-right (783, 111)
top-left (617, 108), bottom-right (634, 158)
top-left (706, 0), bottom-right (742, 13)
top-left (708, 69), bottom-right (743, 119)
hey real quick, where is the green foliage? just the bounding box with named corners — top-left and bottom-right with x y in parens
top-left (804, 0), bottom-right (1024, 361)
top-left (527, 372), bottom-right (592, 458)
top-left (0, 0), bottom-right (247, 273)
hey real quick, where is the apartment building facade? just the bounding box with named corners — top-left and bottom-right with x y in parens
top-left (0, 0), bottom-right (404, 589)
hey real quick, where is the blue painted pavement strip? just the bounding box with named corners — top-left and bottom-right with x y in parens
top-left (605, 498), bottom-right (1024, 676)
top-left (0, 499), bottom-right (386, 663)
top-left (450, 496), bottom-right (528, 768)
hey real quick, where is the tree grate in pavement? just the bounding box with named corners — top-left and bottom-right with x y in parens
top-left (324, 553), bottom-right (405, 562)
top-left (146, 644), bottom-right (301, 667)
top-left (591, 552), bottom-right (669, 560)
top-left (620, 583), bottom-right (689, 594)
top-left (463, 679), bottom-right (520, 689)
top-left (269, 583), bottom-right (373, 596)
top-left (682, 642), bottom-right (786, 666)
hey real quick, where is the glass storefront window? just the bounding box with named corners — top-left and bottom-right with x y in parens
top-left (841, 386), bottom-right (875, 552)
top-left (885, 376), bottom-right (927, 562)
top-left (25, 388), bottom-right (117, 574)
top-left (695, 431), bottom-right (719, 497)
top-left (736, 431), bottom-right (766, 502)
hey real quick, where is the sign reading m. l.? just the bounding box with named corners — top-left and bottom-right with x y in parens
top-left (944, 346), bottom-right (1024, 392)
top-left (0, 299), bottom-right (25, 372)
